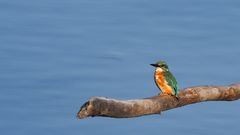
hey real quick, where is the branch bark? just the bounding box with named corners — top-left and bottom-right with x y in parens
top-left (77, 83), bottom-right (240, 119)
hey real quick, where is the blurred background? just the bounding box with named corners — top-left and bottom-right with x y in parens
top-left (0, 0), bottom-right (240, 135)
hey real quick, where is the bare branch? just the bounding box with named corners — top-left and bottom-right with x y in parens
top-left (77, 83), bottom-right (240, 119)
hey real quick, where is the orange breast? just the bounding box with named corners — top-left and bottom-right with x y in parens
top-left (155, 71), bottom-right (173, 95)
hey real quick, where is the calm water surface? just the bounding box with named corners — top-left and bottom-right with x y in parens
top-left (0, 0), bottom-right (240, 135)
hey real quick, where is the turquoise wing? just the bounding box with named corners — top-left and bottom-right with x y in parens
top-left (164, 71), bottom-right (179, 96)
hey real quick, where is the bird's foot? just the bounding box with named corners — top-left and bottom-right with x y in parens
top-left (158, 93), bottom-right (179, 101)
top-left (172, 95), bottom-right (179, 101)
top-left (158, 93), bottom-right (169, 96)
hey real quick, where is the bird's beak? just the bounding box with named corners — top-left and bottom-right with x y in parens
top-left (150, 64), bottom-right (158, 67)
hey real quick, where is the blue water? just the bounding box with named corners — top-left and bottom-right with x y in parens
top-left (1, 0), bottom-right (240, 135)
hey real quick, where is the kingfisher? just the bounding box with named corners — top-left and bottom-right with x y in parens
top-left (150, 60), bottom-right (179, 99)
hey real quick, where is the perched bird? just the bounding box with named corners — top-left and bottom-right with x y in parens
top-left (150, 61), bottom-right (179, 99)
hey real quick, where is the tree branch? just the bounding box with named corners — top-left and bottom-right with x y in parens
top-left (77, 83), bottom-right (240, 119)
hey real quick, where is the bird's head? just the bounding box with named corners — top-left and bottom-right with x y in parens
top-left (150, 60), bottom-right (169, 71)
